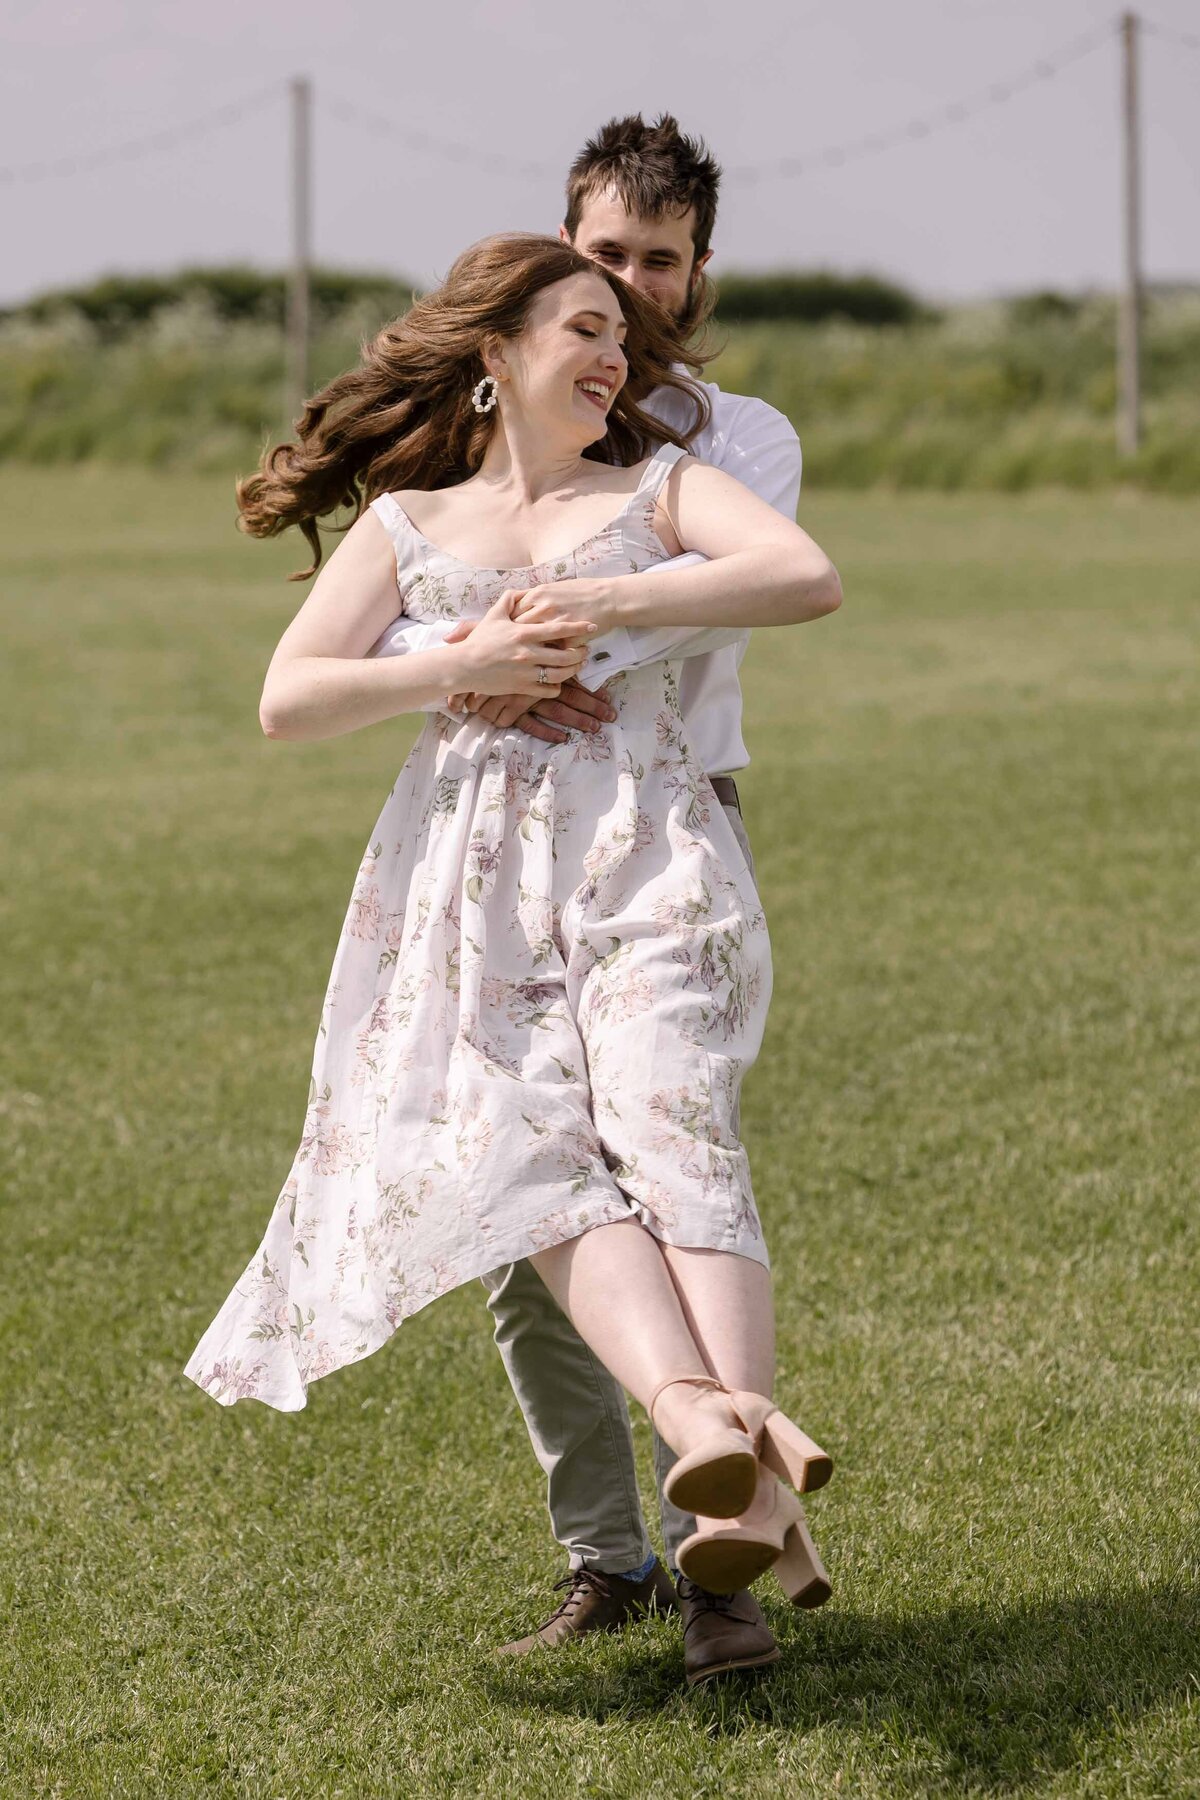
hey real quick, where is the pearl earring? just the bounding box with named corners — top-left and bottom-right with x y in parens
top-left (471, 374), bottom-right (499, 414)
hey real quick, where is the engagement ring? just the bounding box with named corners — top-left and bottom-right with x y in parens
top-left (536, 666), bottom-right (552, 685)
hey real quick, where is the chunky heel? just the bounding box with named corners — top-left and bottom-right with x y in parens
top-left (677, 1468), bottom-right (831, 1602)
top-left (760, 1416), bottom-right (833, 1495)
top-left (773, 1513), bottom-right (832, 1609)
top-left (729, 1390), bottom-right (833, 1494)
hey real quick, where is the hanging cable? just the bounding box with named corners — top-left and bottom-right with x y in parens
top-left (0, 17), bottom-right (1157, 194)
top-left (1140, 18), bottom-right (1200, 53)
top-left (725, 20), bottom-right (1115, 182)
top-left (0, 84), bottom-right (281, 185)
top-left (320, 94), bottom-right (559, 181)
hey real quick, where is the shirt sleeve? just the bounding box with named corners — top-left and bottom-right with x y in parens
top-left (712, 397), bottom-right (803, 519)
top-left (579, 556), bottom-right (747, 684)
top-left (368, 615), bottom-right (458, 716)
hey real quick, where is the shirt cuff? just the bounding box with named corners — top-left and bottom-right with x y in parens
top-left (579, 625), bottom-right (639, 684)
top-left (369, 617), bottom-right (453, 659)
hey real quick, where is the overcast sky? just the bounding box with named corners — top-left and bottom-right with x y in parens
top-left (2, 0), bottom-right (1197, 307)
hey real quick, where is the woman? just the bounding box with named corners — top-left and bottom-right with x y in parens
top-left (185, 234), bottom-right (842, 1599)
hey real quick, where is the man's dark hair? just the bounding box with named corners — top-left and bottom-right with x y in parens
top-left (564, 113), bottom-right (722, 260)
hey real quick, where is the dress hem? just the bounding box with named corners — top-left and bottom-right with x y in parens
top-left (183, 1196), bottom-right (769, 1414)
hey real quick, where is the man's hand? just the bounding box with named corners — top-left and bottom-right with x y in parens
top-left (446, 678), bottom-right (617, 745)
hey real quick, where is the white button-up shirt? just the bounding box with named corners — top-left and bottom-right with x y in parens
top-left (371, 375), bottom-right (802, 775)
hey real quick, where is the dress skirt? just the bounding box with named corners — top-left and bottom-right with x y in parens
top-left (185, 660), bottom-right (772, 1411)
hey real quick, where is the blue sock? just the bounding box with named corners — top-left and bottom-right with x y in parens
top-left (614, 1550), bottom-right (659, 1584)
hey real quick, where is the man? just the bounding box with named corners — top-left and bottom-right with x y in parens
top-left (374, 115), bottom-right (819, 1686)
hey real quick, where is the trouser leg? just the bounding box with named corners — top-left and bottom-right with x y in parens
top-left (654, 1429), bottom-right (698, 1568)
top-left (481, 1256), bottom-right (654, 1573)
top-left (720, 791), bottom-right (757, 890)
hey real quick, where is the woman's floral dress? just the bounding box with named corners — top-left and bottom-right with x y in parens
top-left (185, 446), bottom-right (773, 1411)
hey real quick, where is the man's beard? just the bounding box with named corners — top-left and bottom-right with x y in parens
top-left (621, 275), bottom-right (708, 407)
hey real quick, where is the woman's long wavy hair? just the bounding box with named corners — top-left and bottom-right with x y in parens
top-left (238, 233), bottom-right (713, 579)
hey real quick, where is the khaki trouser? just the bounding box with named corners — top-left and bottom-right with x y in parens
top-left (480, 797), bottom-right (757, 1573)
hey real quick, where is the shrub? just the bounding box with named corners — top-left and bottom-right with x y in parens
top-left (1008, 290), bottom-right (1084, 328)
top-left (713, 270), bottom-right (932, 326)
top-left (0, 267), bottom-right (418, 337)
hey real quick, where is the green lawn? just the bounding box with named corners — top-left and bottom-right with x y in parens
top-left (2, 473), bottom-right (1197, 1797)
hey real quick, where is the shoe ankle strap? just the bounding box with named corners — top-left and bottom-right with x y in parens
top-left (647, 1373), bottom-right (726, 1423)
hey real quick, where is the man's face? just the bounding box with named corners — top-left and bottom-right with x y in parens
top-left (562, 190), bottom-right (712, 323)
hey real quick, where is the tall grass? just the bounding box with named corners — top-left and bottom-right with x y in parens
top-left (1, 289), bottom-right (1197, 490)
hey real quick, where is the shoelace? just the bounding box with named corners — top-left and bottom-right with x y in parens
top-left (676, 1577), bottom-right (738, 1617)
top-left (542, 1568), bottom-right (614, 1625)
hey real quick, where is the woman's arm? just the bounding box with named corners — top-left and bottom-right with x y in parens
top-left (259, 512), bottom-right (595, 742)
top-left (515, 457), bottom-right (841, 638)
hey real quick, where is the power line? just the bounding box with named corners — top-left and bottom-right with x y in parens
top-left (725, 19), bottom-right (1115, 182)
top-left (0, 85), bottom-right (281, 185)
top-left (321, 94), bottom-right (559, 181)
top-left (1140, 18), bottom-right (1200, 52)
top-left (322, 26), bottom-right (1118, 187)
top-left (0, 15), bottom-right (1183, 196)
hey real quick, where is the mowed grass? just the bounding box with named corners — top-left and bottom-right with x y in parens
top-left (1, 472), bottom-right (1197, 1797)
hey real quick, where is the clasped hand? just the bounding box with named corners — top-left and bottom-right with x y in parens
top-left (443, 578), bottom-right (619, 744)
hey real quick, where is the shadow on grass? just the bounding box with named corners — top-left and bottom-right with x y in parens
top-left (481, 1580), bottom-right (1198, 1785)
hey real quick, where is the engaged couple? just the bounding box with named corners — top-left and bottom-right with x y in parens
top-left (186, 114), bottom-right (843, 1687)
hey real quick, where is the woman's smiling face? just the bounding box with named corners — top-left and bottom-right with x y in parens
top-left (489, 270), bottom-right (629, 446)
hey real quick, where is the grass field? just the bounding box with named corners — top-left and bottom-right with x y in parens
top-left (2, 473), bottom-right (1198, 1796)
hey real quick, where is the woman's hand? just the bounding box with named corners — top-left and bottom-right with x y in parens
top-left (512, 577), bottom-right (620, 637)
top-left (444, 588), bottom-right (597, 700)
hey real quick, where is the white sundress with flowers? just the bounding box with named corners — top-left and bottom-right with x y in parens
top-left (185, 445), bottom-right (773, 1411)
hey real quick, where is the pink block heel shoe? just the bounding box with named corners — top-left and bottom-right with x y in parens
top-left (729, 1388), bottom-right (833, 1494)
top-left (676, 1467), bottom-right (832, 1609)
top-left (773, 1506), bottom-right (832, 1609)
top-left (649, 1374), bottom-right (759, 1520)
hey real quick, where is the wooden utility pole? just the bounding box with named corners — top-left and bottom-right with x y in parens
top-left (1117, 13), bottom-right (1142, 458)
top-left (286, 76), bottom-right (312, 432)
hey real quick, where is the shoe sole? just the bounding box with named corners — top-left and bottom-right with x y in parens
top-left (665, 1448), bottom-right (759, 1518)
top-left (676, 1536), bottom-right (780, 1593)
top-left (686, 1646), bottom-right (782, 1686)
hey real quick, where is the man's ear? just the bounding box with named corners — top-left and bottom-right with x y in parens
top-left (557, 222), bottom-right (572, 245)
top-left (691, 248), bottom-right (714, 285)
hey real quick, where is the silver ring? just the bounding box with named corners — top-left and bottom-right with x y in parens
top-left (536, 666), bottom-right (552, 685)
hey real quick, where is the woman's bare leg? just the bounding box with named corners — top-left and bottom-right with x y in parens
top-left (529, 1220), bottom-right (775, 1458)
top-left (660, 1244), bottom-right (775, 1395)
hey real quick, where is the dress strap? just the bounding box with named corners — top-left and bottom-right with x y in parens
top-left (369, 492), bottom-right (410, 543)
top-left (369, 493), bottom-right (423, 584)
top-left (630, 441), bottom-right (690, 502)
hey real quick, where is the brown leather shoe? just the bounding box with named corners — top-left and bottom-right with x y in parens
top-left (497, 1561), bottom-right (678, 1655)
top-left (677, 1577), bottom-right (781, 1685)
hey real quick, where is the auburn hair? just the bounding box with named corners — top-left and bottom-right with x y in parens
top-left (237, 233), bottom-right (712, 578)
